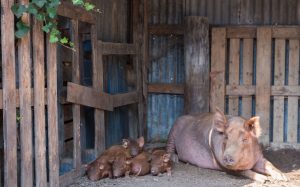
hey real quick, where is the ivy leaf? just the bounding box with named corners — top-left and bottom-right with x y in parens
top-left (32, 0), bottom-right (47, 8)
top-left (11, 4), bottom-right (27, 18)
top-left (49, 28), bottom-right (60, 43)
top-left (60, 37), bottom-right (69, 44)
top-left (69, 42), bottom-right (74, 47)
top-left (27, 4), bottom-right (38, 15)
top-left (50, 34), bottom-right (59, 43)
top-left (48, 0), bottom-right (61, 8)
top-left (15, 21), bottom-right (30, 38)
top-left (36, 13), bottom-right (45, 21)
top-left (84, 3), bottom-right (95, 11)
top-left (72, 0), bottom-right (84, 6)
top-left (47, 7), bottom-right (57, 19)
top-left (42, 22), bottom-right (53, 33)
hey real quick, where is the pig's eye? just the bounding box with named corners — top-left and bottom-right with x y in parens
top-left (224, 135), bottom-right (228, 140)
top-left (242, 138), bottom-right (248, 143)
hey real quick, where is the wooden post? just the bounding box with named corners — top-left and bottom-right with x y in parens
top-left (1, 0), bottom-right (18, 186)
top-left (47, 39), bottom-right (59, 186)
top-left (184, 16), bottom-right (210, 114)
top-left (33, 18), bottom-right (47, 186)
top-left (19, 0), bottom-right (33, 186)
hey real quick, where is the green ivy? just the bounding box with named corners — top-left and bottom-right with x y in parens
top-left (11, 0), bottom-right (98, 50)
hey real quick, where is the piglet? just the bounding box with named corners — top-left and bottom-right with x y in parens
top-left (129, 151), bottom-right (151, 176)
top-left (150, 150), bottom-right (172, 176)
top-left (123, 136), bottom-right (145, 157)
top-left (112, 151), bottom-right (132, 178)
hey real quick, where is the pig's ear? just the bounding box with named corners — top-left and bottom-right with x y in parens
top-left (163, 153), bottom-right (171, 163)
top-left (122, 139), bottom-right (129, 148)
top-left (99, 164), bottom-right (104, 170)
top-left (244, 116), bottom-right (261, 137)
top-left (213, 107), bottom-right (227, 133)
top-left (108, 157), bottom-right (115, 164)
top-left (125, 159), bottom-right (132, 165)
top-left (137, 136), bottom-right (145, 148)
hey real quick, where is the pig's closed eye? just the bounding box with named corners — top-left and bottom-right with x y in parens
top-left (242, 138), bottom-right (248, 143)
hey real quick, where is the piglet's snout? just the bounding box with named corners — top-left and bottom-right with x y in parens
top-left (223, 154), bottom-right (235, 166)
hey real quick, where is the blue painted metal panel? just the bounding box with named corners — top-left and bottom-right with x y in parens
top-left (147, 35), bottom-right (185, 143)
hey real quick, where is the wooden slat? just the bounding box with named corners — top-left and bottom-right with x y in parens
top-left (33, 18), bottom-right (47, 186)
top-left (228, 39), bottom-right (240, 116)
top-left (272, 27), bottom-right (300, 39)
top-left (47, 39), bottom-right (59, 186)
top-left (67, 82), bottom-right (113, 111)
top-left (242, 39), bottom-right (254, 118)
top-left (272, 86), bottom-right (300, 96)
top-left (71, 19), bottom-right (81, 171)
top-left (148, 83), bottom-right (184, 94)
top-left (256, 27), bottom-right (272, 145)
top-left (92, 26), bottom-right (105, 154)
top-left (226, 85), bottom-right (256, 96)
top-left (57, 1), bottom-right (96, 24)
top-left (287, 40), bottom-right (299, 143)
top-left (210, 28), bottom-right (226, 112)
top-left (1, 0), bottom-right (17, 186)
top-left (226, 85), bottom-right (300, 96)
top-left (18, 0), bottom-right (33, 186)
top-left (273, 39), bottom-right (285, 143)
top-left (113, 92), bottom-right (139, 108)
top-left (226, 27), bottom-right (256, 38)
top-left (148, 24), bottom-right (184, 35)
top-left (100, 41), bottom-right (137, 55)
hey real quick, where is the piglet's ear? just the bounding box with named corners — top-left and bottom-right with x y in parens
top-left (163, 153), bottom-right (170, 163)
top-left (137, 136), bottom-right (145, 148)
top-left (244, 116), bottom-right (261, 138)
top-left (122, 139), bottom-right (129, 148)
top-left (213, 107), bottom-right (227, 133)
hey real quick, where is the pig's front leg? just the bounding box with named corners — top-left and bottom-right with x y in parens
top-left (239, 170), bottom-right (268, 183)
top-left (252, 157), bottom-right (288, 181)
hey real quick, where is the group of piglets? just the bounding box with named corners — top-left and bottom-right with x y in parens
top-left (86, 137), bottom-right (172, 181)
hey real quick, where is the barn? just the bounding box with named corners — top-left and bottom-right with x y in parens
top-left (1, 0), bottom-right (300, 186)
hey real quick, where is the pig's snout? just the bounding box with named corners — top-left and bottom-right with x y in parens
top-left (223, 154), bottom-right (235, 166)
top-left (151, 168), bottom-right (159, 176)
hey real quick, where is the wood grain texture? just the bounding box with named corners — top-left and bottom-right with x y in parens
top-left (148, 24), bottom-right (184, 35)
top-left (184, 16), bottom-right (209, 114)
top-left (148, 83), bottom-right (184, 94)
top-left (33, 18), bottom-right (47, 186)
top-left (273, 39), bottom-right (285, 143)
top-left (256, 27), bottom-right (272, 145)
top-left (1, 0), bottom-right (17, 186)
top-left (18, 0), bottom-right (33, 186)
top-left (100, 42), bottom-right (137, 55)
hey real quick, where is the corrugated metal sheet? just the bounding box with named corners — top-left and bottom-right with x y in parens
top-left (147, 0), bottom-right (300, 142)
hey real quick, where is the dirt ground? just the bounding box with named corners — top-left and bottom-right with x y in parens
top-left (69, 149), bottom-right (300, 187)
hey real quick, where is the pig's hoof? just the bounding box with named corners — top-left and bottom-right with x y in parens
top-left (171, 154), bottom-right (179, 163)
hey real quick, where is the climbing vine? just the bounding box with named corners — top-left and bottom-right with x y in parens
top-left (11, 0), bottom-right (99, 49)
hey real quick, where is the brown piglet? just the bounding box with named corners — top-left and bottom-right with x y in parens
top-left (123, 136), bottom-right (145, 157)
top-left (129, 151), bottom-right (151, 176)
top-left (150, 150), bottom-right (172, 176)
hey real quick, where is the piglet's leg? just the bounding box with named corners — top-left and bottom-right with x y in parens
top-left (166, 167), bottom-right (172, 176)
top-left (239, 170), bottom-right (268, 183)
top-left (253, 157), bottom-right (288, 181)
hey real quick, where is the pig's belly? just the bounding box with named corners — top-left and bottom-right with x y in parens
top-left (175, 132), bottom-right (218, 170)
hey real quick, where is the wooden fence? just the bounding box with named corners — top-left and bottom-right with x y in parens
top-left (211, 26), bottom-right (300, 148)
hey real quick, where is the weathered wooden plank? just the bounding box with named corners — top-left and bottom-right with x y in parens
top-left (214, 0), bottom-right (222, 24)
top-left (57, 1), bottom-right (96, 24)
top-left (240, 0), bottom-right (254, 24)
top-left (92, 25), bottom-right (105, 154)
top-left (256, 27), bottom-right (272, 145)
top-left (272, 27), bottom-right (300, 39)
top-left (287, 40), bottom-right (299, 143)
top-left (230, 0), bottom-right (240, 24)
top-left (271, 0), bottom-right (280, 24)
top-left (226, 85), bottom-right (256, 96)
top-left (99, 41), bottom-right (137, 55)
top-left (47, 38), bottom-right (59, 187)
top-left (272, 86), bottom-right (300, 96)
top-left (148, 83), bottom-right (184, 94)
top-left (228, 39), bottom-right (240, 116)
top-left (242, 39), bottom-right (253, 119)
top-left (207, 0), bottom-right (214, 23)
top-left (1, 0), bottom-right (17, 186)
top-left (71, 19), bottom-right (81, 171)
top-left (273, 39), bottom-right (285, 143)
top-left (226, 85), bottom-right (300, 96)
top-left (226, 27), bottom-right (256, 39)
top-left (184, 17), bottom-right (209, 114)
top-left (33, 18), bottom-right (47, 186)
top-left (254, 0), bottom-right (263, 24)
top-left (148, 24), bottom-right (184, 35)
top-left (113, 92), bottom-right (139, 108)
top-left (210, 28), bottom-right (226, 112)
top-left (67, 82), bottom-right (113, 111)
top-left (18, 0), bottom-right (33, 186)
top-left (263, 0), bottom-right (271, 24)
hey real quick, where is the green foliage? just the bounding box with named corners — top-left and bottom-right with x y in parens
top-left (11, 0), bottom-right (97, 49)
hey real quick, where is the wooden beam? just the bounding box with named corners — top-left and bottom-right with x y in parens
top-left (1, 0), bottom-right (17, 186)
top-left (271, 86), bottom-right (300, 96)
top-left (184, 17), bottom-right (210, 114)
top-left (272, 27), bottom-right (300, 39)
top-left (148, 83), bottom-right (184, 94)
top-left (33, 18), bottom-right (47, 186)
top-left (99, 41), bottom-right (137, 55)
top-left (148, 24), bottom-right (184, 35)
top-left (226, 27), bottom-right (256, 38)
top-left (112, 92), bottom-right (139, 108)
top-left (57, 1), bottom-right (96, 24)
top-left (226, 85), bottom-right (256, 96)
top-left (67, 82), bottom-right (113, 111)
top-left (18, 0), bottom-right (33, 185)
